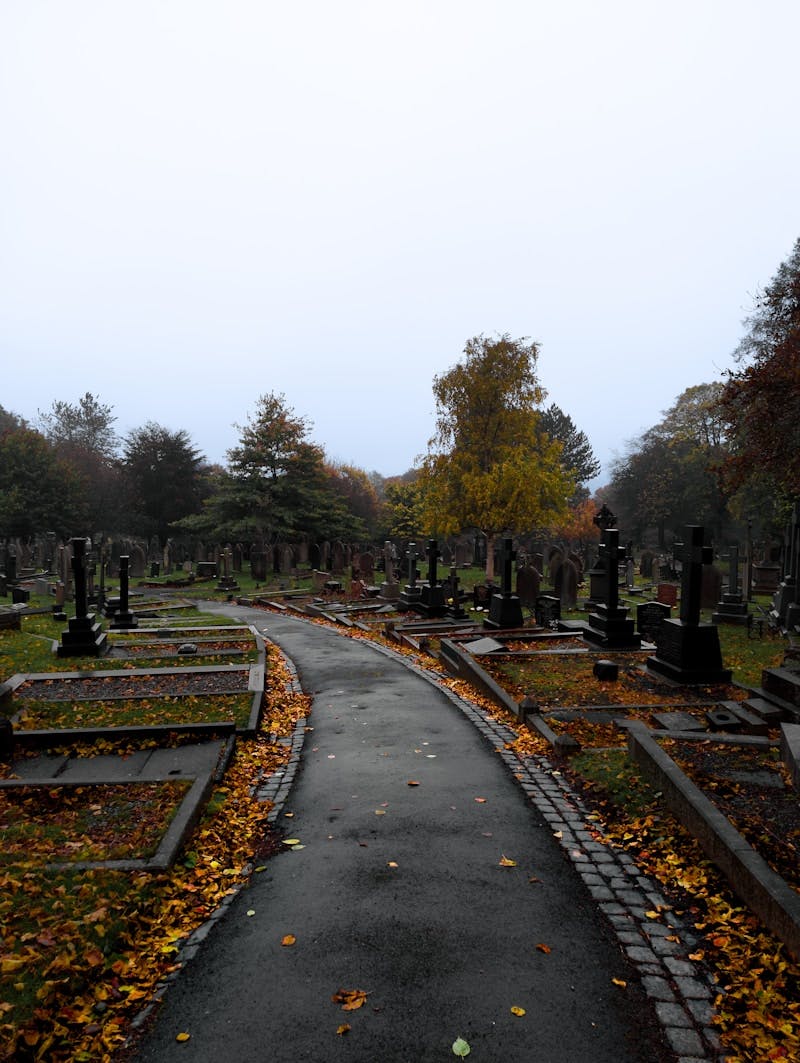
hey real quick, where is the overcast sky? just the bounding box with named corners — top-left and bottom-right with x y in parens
top-left (2, 1), bottom-right (799, 488)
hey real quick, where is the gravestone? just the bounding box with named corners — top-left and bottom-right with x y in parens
top-left (455, 541), bottom-right (471, 568)
top-left (535, 594), bottom-right (561, 628)
top-left (398, 542), bottom-right (422, 611)
top-left (216, 547), bottom-right (240, 593)
top-left (445, 566), bottom-right (468, 619)
top-left (129, 544), bottom-right (146, 579)
top-left (701, 564), bottom-right (723, 609)
top-left (419, 539), bottom-right (447, 617)
top-left (380, 541), bottom-right (400, 600)
top-left (547, 548), bottom-right (564, 588)
top-left (554, 557), bottom-right (579, 610)
top-left (57, 538), bottom-right (108, 657)
top-left (771, 501), bottom-right (800, 629)
top-left (309, 543), bottom-right (322, 571)
top-left (647, 525), bottom-right (731, 684)
top-left (110, 555), bottom-right (138, 629)
top-left (250, 551), bottom-right (268, 581)
top-left (637, 600), bottom-right (671, 643)
top-left (484, 538), bottom-right (524, 629)
top-left (639, 550), bottom-right (655, 579)
top-left (516, 565), bottom-right (541, 609)
top-left (584, 528), bottom-right (641, 648)
top-left (752, 561), bottom-right (781, 594)
top-left (711, 544), bottom-right (749, 626)
top-left (358, 552), bottom-right (375, 582)
top-left (657, 583), bottom-right (678, 607)
top-left (331, 542), bottom-right (346, 574)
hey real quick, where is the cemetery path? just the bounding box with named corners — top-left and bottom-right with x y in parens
top-left (128, 604), bottom-right (672, 1063)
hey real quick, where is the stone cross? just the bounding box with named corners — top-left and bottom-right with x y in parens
top-left (499, 537), bottom-right (516, 596)
top-left (426, 539), bottom-right (440, 586)
top-left (119, 555), bottom-right (131, 613)
top-left (597, 528), bottom-right (625, 612)
top-left (406, 542), bottom-right (418, 588)
top-left (71, 537), bottom-right (89, 620)
top-left (593, 504), bottom-right (617, 531)
top-left (676, 526), bottom-right (714, 625)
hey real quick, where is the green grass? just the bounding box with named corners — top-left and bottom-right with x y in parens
top-left (568, 748), bottom-right (661, 818)
top-left (14, 693), bottom-right (254, 730)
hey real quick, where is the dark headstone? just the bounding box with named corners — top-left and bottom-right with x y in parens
top-left (485, 537), bottom-right (524, 629)
top-left (593, 660), bottom-right (618, 681)
top-left (656, 583), bottom-right (678, 607)
top-left (583, 528), bottom-right (641, 649)
top-left (516, 565), bottom-right (541, 608)
top-left (701, 564), bottom-right (723, 609)
top-left (647, 525), bottom-right (731, 685)
top-left (535, 594), bottom-right (561, 628)
top-left (57, 538), bottom-right (108, 657)
top-left (554, 558), bottom-right (579, 610)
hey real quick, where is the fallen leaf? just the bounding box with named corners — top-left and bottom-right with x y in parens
top-left (528, 876), bottom-right (542, 884)
top-left (407, 780), bottom-right (420, 786)
top-left (645, 910), bottom-right (660, 920)
top-left (375, 810), bottom-right (386, 816)
top-left (474, 797), bottom-right (487, 803)
top-left (332, 987), bottom-right (369, 1011)
top-left (291, 844), bottom-right (305, 850)
top-left (510, 1005), bottom-right (526, 1016)
top-left (612, 978), bottom-right (627, 988)
top-left (283, 838), bottom-right (301, 846)
top-left (281, 934), bottom-right (296, 947)
top-left (246, 909), bottom-right (256, 917)
top-left (536, 943), bottom-right (552, 954)
top-left (387, 861), bottom-right (399, 868)
top-left (336, 1024), bottom-right (351, 1036)
top-left (499, 855), bottom-right (517, 867)
top-left (176, 1031), bottom-right (191, 1042)
top-left (553, 831), bottom-right (563, 839)
top-left (452, 1036), bottom-right (471, 1057)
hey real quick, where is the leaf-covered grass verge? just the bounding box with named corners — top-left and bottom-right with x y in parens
top-left (13, 693), bottom-right (254, 730)
top-left (0, 643), bottom-right (310, 1062)
top-left (0, 781), bottom-right (191, 865)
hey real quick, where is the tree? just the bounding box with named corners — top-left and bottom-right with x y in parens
top-left (418, 334), bottom-right (574, 578)
top-left (539, 404), bottom-right (601, 490)
top-left (0, 405), bottom-right (26, 434)
top-left (0, 428), bottom-right (85, 538)
top-left (383, 476), bottom-right (425, 540)
top-left (716, 237), bottom-right (800, 499)
top-left (608, 384), bottom-right (732, 545)
top-left (37, 393), bottom-right (121, 531)
top-left (121, 423), bottom-right (210, 545)
top-left (183, 393), bottom-right (361, 545)
top-left (326, 463), bottom-right (381, 539)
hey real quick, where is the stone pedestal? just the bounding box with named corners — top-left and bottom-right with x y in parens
top-left (418, 584), bottom-right (447, 618)
top-left (216, 576), bottom-right (241, 593)
top-left (711, 593), bottom-right (750, 626)
top-left (57, 614), bottom-right (108, 657)
top-left (380, 580), bottom-right (400, 600)
top-left (583, 604), bottom-right (641, 649)
top-left (110, 609), bottom-right (138, 630)
top-left (484, 593), bottom-right (524, 629)
top-left (646, 619), bottom-right (731, 685)
top-left (397, 585), bottom-right (422, 612)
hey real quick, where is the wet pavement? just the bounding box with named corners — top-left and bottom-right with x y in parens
top-left (127, 604), bottom-right (716, 1062)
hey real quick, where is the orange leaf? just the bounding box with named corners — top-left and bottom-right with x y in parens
top-left (332, 988), bottom-right (368, 1011)
top-left (336, 1024), bottom-right (351, 1036)
top-left (407, 780), bottom-right (420, 787)
top-left (281, 935), bottom-right (296, 947)
top-left (499, 855), bottom-right (517, 867)
top-left (536, 943), bottom-right (551, 954)
top-left (612, 978), bottom-right (627, 988)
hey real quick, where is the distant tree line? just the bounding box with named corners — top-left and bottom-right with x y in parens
top-left (4, 232), bottom-right (795, 558)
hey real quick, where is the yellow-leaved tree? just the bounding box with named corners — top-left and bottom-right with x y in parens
top-left (418, 334), bottom-right (574, 579)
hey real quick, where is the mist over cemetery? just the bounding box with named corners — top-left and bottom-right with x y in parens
top-left (1, 243), bottom-right (800, 1060)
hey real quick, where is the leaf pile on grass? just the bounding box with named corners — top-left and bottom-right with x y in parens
top-left (0, 781), bottom-right (191, 866)
top-left (0, 642), bottom-right (309, 1062)
top-left (14, 693), bottom-right (253, 731)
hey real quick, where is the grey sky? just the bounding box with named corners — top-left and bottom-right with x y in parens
top-left (2, 1), bottom-right (798, 487)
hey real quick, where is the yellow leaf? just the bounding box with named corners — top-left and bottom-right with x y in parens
top-left (176, 1031), bottom-right (191, 1042)
top-left (645, 911), bottom-right (659, 920)
top-left (612, 978), bottom-right (627, 988)
top-left (281, 935), bottom-right (296, 947)
top-left (336, 1024), bottom-right (351, 1036)
top-left (688, 950), bottom-right (704, 961)
top-left (283, 838), bottom-right (301, 846)
top-left (510, 1006), bottom-right (526, 1016)
top-left (499, 855), bottom-right (517, 867)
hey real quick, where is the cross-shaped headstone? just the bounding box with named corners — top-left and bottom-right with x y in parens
top-left (597, 528), bottom-right (625, 611)
top-left (593, 504), bottom-right (617, 531)
top-left (406, 542), bottom-right (418, 588)
top-left (499, 537), bottom-right (516, 596)
top-left (675, 525), bottom-right (713, 625)
top-left (426, 539), bottom-right (440, 586)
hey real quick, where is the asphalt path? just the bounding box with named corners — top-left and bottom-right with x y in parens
top-left (129, 605), bottom-right (671, 1063)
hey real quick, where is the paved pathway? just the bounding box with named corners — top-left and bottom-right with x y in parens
top-left (129, 605), bottom-right (717, 1063)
